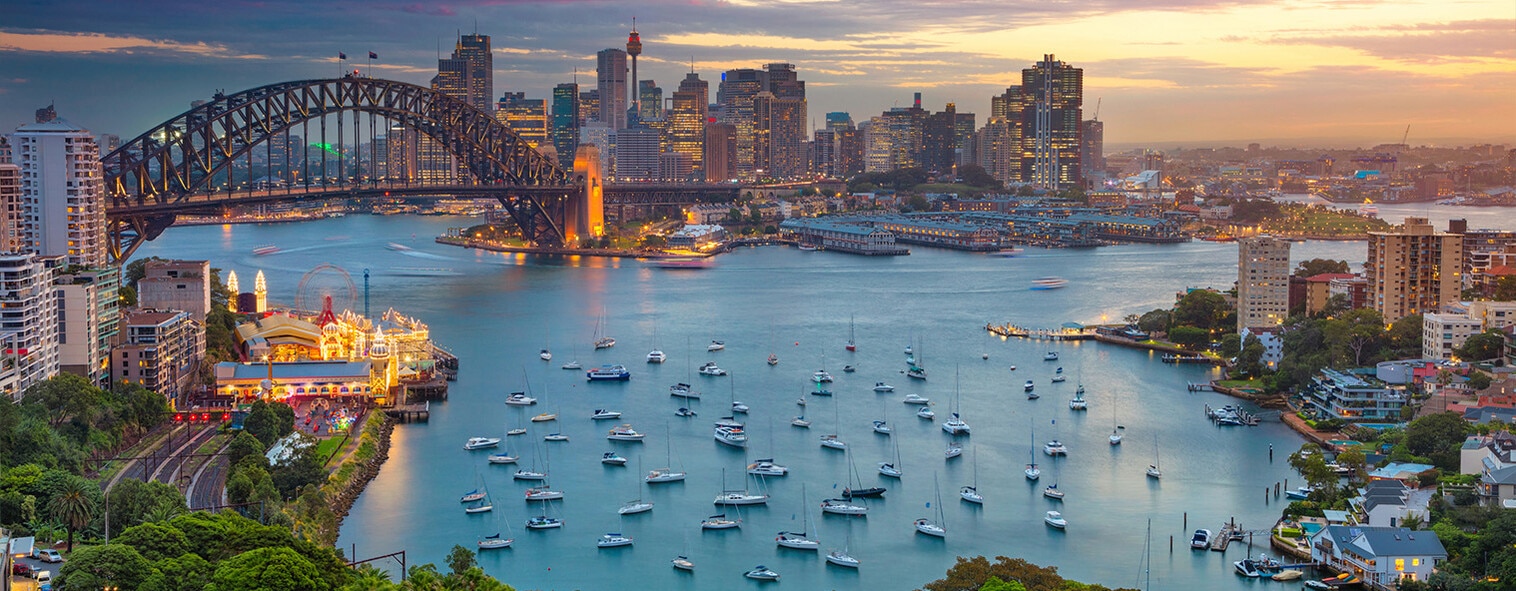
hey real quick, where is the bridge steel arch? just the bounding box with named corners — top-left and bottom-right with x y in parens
top-left (102, 77), bottom-right (580, 261)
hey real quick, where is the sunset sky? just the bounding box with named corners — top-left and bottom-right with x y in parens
top-left (2, 0), bottom-right (1512, 148)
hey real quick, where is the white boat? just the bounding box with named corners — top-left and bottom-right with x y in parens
top-left (252, 245), bottom-right (280, 256)
top-left (543, 433), bottom-right (569, 442)
top-left (820, 498), bottom-right (868, 516)
top-left (744, 565), bottom-right (779, 581)
top-left (960, 445), bottom-right (983, 504)
top-left (1031, 277), bottom-right (1069, 290)
top-left (906, 365), bottom-right (927, 380)
top-left (914, 474), bottom-right (947, 538)
top-left (917, 407), bottom-right (935, 419)
top-left (714, 425), bottom-right (748, 448)
top-left (748, 459), bottom-right (789, 477)
top-left (819, 434), bottom-right (847, 450)
top-left (675, 407), bottom-right (697, 417)
top-left (1043, 440), bottom-right (1068, 456)
top-left (539, 349), bottom-right (552, 361)
top-left (464, 437), bottom-right (501, 450)
top-left (1191, 529), bottom-right (1213, 549)
top-left (1009, 364), bottom-right (1017, 370)
top-left (1233, 559), bottom-right (1261, 577)
top-left (461, 488), bottom-right (486, 503)
top-left (872, 420), bottom-right (892, 435)
top-left (987, 247), bottom-right (1024, 257)
top-left (697, 362), bottom-right (727, 376)
top-left (791, 416), bottom-right (810, 428)
top-left (477, 533), bottom-right (512, 550)
top-left (1069, 391), bottom-right (1087, 410)
top-left (904, 344), bottom-right (913, 355)
top-left (1110, 430), bottom-right (1124, 445)
top-left (597, 533), bottom-right (633, 548)
top-left (945, 442), bottom-right (963, 459)
top-left (646, 468), bottom-right (686, 483)
top-left (591, 409), bottom-right (622, 420)
top-left (1043, 483), bottom-right (1064, 500)
top-left (464, 500), bottom-right (493, 514)
top-left (776, 486), bottom-right (820, 550)
top-left (513, 469), bottom-right (545, 481)
top-left (531, 412), bottom-right (557, 423)
top-left (1025, 462), bottom-right (1041, 480)
top-left (507, 427), bottom-right (528, 436)
top-left (826, 549), bottom-right (860, 569)
top-left (942, 413), bottom-right (970, 435)
top-left (902, 394), bottom-right (929, 405)
top-left (601, 452), bottom-right (628, 466)
top-left (593, 310), bottom-right (614, 349)
top-left (560, 360), bottom-right (581, 370)
top-left (524, 486), bottom-right (564, 501)
top-left (1044, 510), bottom-right (1067, 529)
top-left (488, 453), bottom-right (518, 464)
top-left (813, 369), bottom-right (833, 383)
top-left (586, 365), bottom-right (631, 380)
top-left (767, 353), bottom-right (779, 366)
top-left (843, 365), bottom-right (855, 373)
top-left (1051, 375), bottom-right (1067, 383)
top-left (525, 515), bottom-right (562, 529)
top-left (1043, 351), bottom-right (1059, 361)
top-left (1024, 380), bottom-right (1035, 392)
top-left (873, 382), bottom-right (895, 392)
top-left (669, 382), bottom-right (698, 399)
top-left (504, 392), bottom-right (537, 406)
top-left (617, 500), bottom-right (653, 515)
top-left (707, 340), bottom-right (725, 352)
top-left (879, 437), bottom-right (902, 478)
top-left (715, 491), bottom-right (768, 506)
top-left (1147, 434), bottom-right (1163, 478)
top-left (607, 424), bottom-right (645, 441)
top-left (595, 337), bottom-right (616, 350)
top-left (671, 556), bottom-right (695, 571)
top-left (732, 401), bottom-right (749, 414)
top-left (646, 349), bottom-right (666, 363)
top-left (701, 513), bottom-right (740, 529)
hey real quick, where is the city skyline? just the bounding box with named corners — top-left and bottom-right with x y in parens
top-left (0, 0), bottom-right (1512, 148)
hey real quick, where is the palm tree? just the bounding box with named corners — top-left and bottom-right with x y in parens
top-left (49, 477), bottom-right (97, 552)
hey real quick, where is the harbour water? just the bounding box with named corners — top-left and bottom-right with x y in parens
top-left (135, 215), bottom-right (1388, 590)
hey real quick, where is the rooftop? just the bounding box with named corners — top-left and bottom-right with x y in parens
top-left (215, 360), bottom-right (372, 381)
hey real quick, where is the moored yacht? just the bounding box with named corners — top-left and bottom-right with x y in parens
top-left (465, 437), bottom-right (501, 450)
top-left (606, 424), bottom-right (645, 441)
top-left (748, 459), bottom-right (789, 477)
top-left (714, 425), bottom-right (748, 447)
top-left (591, 409), bottom-right (622, 420)
top-left (504, 392), bottom-right (537, 406)
top-left (698, 362), bottom-right (728, 376)
top-left (646, 349), bottom-right (666, 363)
top-left (601, 452), bottom-right (628, 466)
top-left (873, 382), bottom-right (895, 392)
top-left (1043, 440), bottom-right (1068, 456)
top-left (596, 533), bottom-right (634, 548)
top-left (820, 498), bottom-right (868, 516)
top-left (1044, 510), bottom-right (1067, 529)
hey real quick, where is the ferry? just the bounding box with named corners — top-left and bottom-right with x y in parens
top-left (586, 365), bottom-right (632, 381)
top-left (654, 257), bottom-right (714, 269)
top-left (1030, 277), bottom-right (1069, 290)
top-left (1359, 198), bottom-right (1379, 218)
top-left (385, 242), bottom-right (413, 252)
top-left (987, 247), bottom-right (1024, 257)
top-left (252, 245), bottom-right (280, 256)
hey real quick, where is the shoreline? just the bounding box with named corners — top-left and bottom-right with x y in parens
top-left (435, 235), bottom-right (712, 259)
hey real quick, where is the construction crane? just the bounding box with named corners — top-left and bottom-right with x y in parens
top-left (1092, 97), bottom-right (1101, 121)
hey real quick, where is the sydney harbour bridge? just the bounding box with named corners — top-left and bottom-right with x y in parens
top-left (101, 77), bottom-right (755, 262)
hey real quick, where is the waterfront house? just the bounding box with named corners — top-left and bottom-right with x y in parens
top-left (1459, 432), bottom-right (1516, 475)
top-left (1477, 464), bottom-right (1516, 508)
top-left (1351, 480), bottom-right (1430, 528)
top-left (1303, 368), bottom-right (1410, 423)
top-left (1309, 525), bottom-right (1446, 588)
top-left (1367, 462), bottom-right (1437, 485)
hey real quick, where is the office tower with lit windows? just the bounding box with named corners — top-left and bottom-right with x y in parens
top-left (552, 83), bottom-right (581, 170)
top-left (579, 123), bottom-right (615, 179)
top-left (579, 89), bottom-right (600, 126)
top-left (1368, 217), bottom-right (1463, 321)
top-left (922, 103), bottom-right (960, 174)
top-left (1081, 118), bottom-right (1105, 186)
top-left (496, 92), bottom-right (550, 149)
top-left (639, 81), bottom-right (663, 122)
top-left (455, 34), bottom-right (494, 113)
top-left (826, 112), bottom-right (853, 132)
top-left (835, 128), bottom-right (863, 178)
top-left (1021, 54), bottom-right (1083, 189)
top-left (614, 127), bottom-right (659, 181)
top-left (704, 122), bottom-right (736, 182)
top-left (1237, 236), bottom-right (1291, 334)
top-left (718, 68), bottom-right (764, 179)
top-left (597, 49), bottom-right (629, 130)
top-left (812, 129), bottom-right (835, 177)
top-left (668, 73), bottom-right (708, 177)
top-left (753, 90), bottom-right (807, 179)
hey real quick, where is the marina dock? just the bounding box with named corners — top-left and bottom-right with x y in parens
top-left (385, 401), bottom-right (430, 423)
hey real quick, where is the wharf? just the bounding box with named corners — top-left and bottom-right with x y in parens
top-left (985, 323), bottom-right (1092, 341)
top-left (1163, 353), bottom-right (1224, 365)
top-left (385, 401), bottom-right (430, 423)
top-left (1211, 523), bottom-right (1238, 551)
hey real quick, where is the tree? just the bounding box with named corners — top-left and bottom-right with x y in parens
top-left (1456, 330), bottom-right (1505, 361)
top-left (922, 555), bottom-right (1135, 591)
top-left (209, 547), bottom-right (328, 591)
top-left (124, 256), bottom-right (167, 290)
top-left (639, 234), bottom-right (666, 249)
top-left (243, 401), bottom-right (294, 448)
top-left (1171, 290), bottom-right (1229, 331)
top-left (1137, 310), bottom-right (1170, 335)
top-left (148, 552), bottom-right (215, 591)
top-left (1294, 258), bottom-right (1350, 277)
top-left (959, 164), bottom-right (1001, 189)
top-left (980, 576), bottom-right (1029, 591)
top-left (1288, 444), bottom-right (1338, 490)
top-left (113, 521), bottom-right (191, 561)
top-left (1386, 314), bottom-right (1424, 357)
top-left (903, 195), bottom-right (929, 212)
top-left (1335, 446), bottom-right (1368, 482)
top-left (1470, 372), bottom-right (1493, 391)
top-left (445, 544), bottom-right (476, 576)
top-left (107, 479), bottom-right (186, 530)
top-left (56, 544), bottom-right (156, 591)
top-left (725, 208), bottom-right (744, 223)
top-left (226, 431), bottom-right (267, 468)
top-left (1168, 326), bottom-right (1210, 351)
top-left (1218, 333), bottom-right (1242, 357)
top-left (1405, 412), bottom-right (1470, 472)
top-left (1495, 276), bottom-right (1516, 301)
top-left (49, 473), bottom-right (97, 551)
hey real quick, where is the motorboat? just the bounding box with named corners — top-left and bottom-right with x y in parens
top-left (1056, 366), bottom-right (1064, 374)
top-left (586, 365), bottom-right (631, 381)
top-left (904, 344), bottom-right (913, 355)
top-left (879, 462), bottom-right (901, 478)
top-left (597, 533), bottom-right (634, 548)
top-left (1043, 483), bottom-right (1064, 500)
top-left (617, 500), bottom-right (653, 515)
top-left (669, 382), bottom-right (699, 399)
top-left (654, 257), bottom-right (714, 269)
top-left (707, 340), bottom-right (726, 352)
top-left (826, 549), bottom-right (860, 568)
top-left (531, 412), bottom-right (557, 422)
top-left (675, 407), bottom-right (697, 417)
top-left (591, 409), bottom-right (622, 420)
top-left (1044, 511), bottom-right (1067, 529)
top-left (714, 491), bottom-right (768, 506)
top-left (1043, 440), bottom-right (1068, 456)
top-left (601, 452), bottom-right (628, 466)
top-left (1191, 529), bottom-right (1213, 549)
top-left (873, 420), bottom-right (892, 434)
top-left (646, 349), bottom-right (666, 363)
top-left (960, 485), bottom-right (983, 504)
top-left (1069, 392), bottom-right (1087, 410)
top-left (646, 468), bottom-right (686, 483)
top-left (902, 394), bottom-right (929, 405)
top-left (1026, 390), bottom-right (1040, 400)
top-left (464, 437), bottom-right (501, 450)
top-left (543, 433), bottom-right (569, 442)
top-left (810, 387), bottom-right (833, 396)
top-left (513, 469), bottom-right (545, 481)
top-left (1233, 559), bottom-right (1261, 577)
top-left (791, 416), bottom-right (810, 427)
top-left (1285, 486), bottom-right (1316, 500)
top-left (1272, 569), bottom-right (1304, 581)
top-left (776, 531), bottom-right (819, 550)
top-left (671, 556), bottom-right (695, 571)
top-left (873, 382), bottom-right (895, 392)
top-left (841, 485), bottom-right (886, 499)
top-left (732, 401), bottom-right (749, 414)
top-left (1031, 277), bottom-right (1069, 290)
top-left (524, 486), bottom-right (564, 501)
top-left (842, 365), bottom-right (855, 373)
top-left (1146, 464), bottom-right (1163, 478)
top-left (1024, 380), bottom-right (1035, 392)
top-left (820, 498), bottom-right (868, 516)
top-left (504, 392), bottom-right (537, 406)
top-left (906, 365), bottom-right (927, 380)
top-left (797, 397), bottom-right (807, 406)
top-left (1025, 463), bottom-right (1041, 480)
top-left (945, 442), bottom-right (963, 459)
top-left (507, 427), bottom-right (528, 436)
top-left (1051, 375), bottom-right (1067, 383)
top-left (252, 245), bottom-right (280, 256)
top-left (607, 424), bottom-right (645, 441)
top-left (487, 453), bottom-right (518, 464)
top-left (477, 533), bottom-right (512, 550)
top-left (1043, 351), bottom-right (1059, 361)
top-left (714, 416), bottom-right (744, 429)
top-left (698, 362), bottom-right (728, 376)
top-left (461, 489), bottom-right (486, 503)
top-left (539, 349), bottom-right (552, 361)
top-left (813, 369), bottom-right (834, 383)
top-left (1009, 364), bottom-right (1017, 371)
top-left (525, 516), bottom-right (562, 529)
top-left (917, 407), bottom-right (935, 419)
top-left (594, 337), bottom-right (616, 350)
top-left (819, 434), bottom-right (847, 450)
top-left (941, 412), bottom-right (970, 435)
top-left (560, 360), bottom-right (582, 370)
top-left (748, 459), bottom-right (789, 477)
top-left (987, 247), bottom-right (1024, 257)
top-left (714, 425), bottom-right (748, 447)
top-left (701, 514), bottom-right (739, 529)
top-left (744, 565), bottom-right (779, 581)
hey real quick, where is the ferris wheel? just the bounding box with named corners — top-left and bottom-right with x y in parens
top-left (295, 263), bottom-right (358, 314)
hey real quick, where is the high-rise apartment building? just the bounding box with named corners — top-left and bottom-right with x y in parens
top-left (1367, 217), bottom-right (1463, 321)
top-left (812, 129), bottom-right (836, 177)
top-left (57, 267), bottom-right (119, 386)
top-left (922, 103), bottom-right (960, 174)
top-left (1081, 119), bottom-right (1105, 186)
top-left (668, 73), bottom-right (708, 177)
top-left (0, 164), bottom-right (22, 253)
top-left (0, 253), bottom-right (59, 399)
top-left (113, 309), bottom-right (205, 402)
top-left (976, 117), bottom-right (1018, 186)
top-left (597, 49), bottom-right (629, 130)
top-left (753, 90), bottom-right (807, 178)
top-left (718, 68), bottom-right (764, 179)
top-left (137, 259), bottom-right (211, 322)
top-left (835, 128), bottom-right (863, 179)
top-left (1022, 55), bottom-right (1083, 189)
top-left (454, 34), bottom-right (494, 113)
top-left (496, 92), bottom-right (550, 149)
top-left (551, 83), bottom-right (582, 170)
top-left (1237, 236), bottom-right (1291, 334)
top-left (704, 123), bottom-right (736, 182)
top-left (12, 118), bottom-right (108, 267)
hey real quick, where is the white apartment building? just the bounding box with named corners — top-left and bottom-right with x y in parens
top-left (12, 119), bottom-right (107, 268)
top-left (0, 254), bottom-right (59, 399)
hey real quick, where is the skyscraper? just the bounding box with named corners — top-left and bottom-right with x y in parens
top-left (579, 89), bottom-right (600, 126)
top-left (825, 112), bottom-right (854, 132)
top-left (812, 129), bottom-right (836, 177)
top-left (597, 49), bottom-right (629, 130)
top-left (757, 64), bottom-right (808, 179)
top-left (455, 34), bottom-right (494, 113)
top-left (717, 68), bottom-right (764, 179)
top-left (638, 81), bottom-right (663, 122)
top-left (704, 122), bottom-right (736, 182)
top-left (614, 127), bottom-right (659, 181)
top-left (922, 103), bottom-right (960, 174)
top-left (1237, 236), bottom-right (1291, 334)
top-left (496, 92), bottom-right (550, 149)
top-left (668, 73), bottom-right (708, 177)
top-left (1081, 119), bottom-right (1105, 186)
top-left (0, 253), bottom-right (59, 399)
top-left (835, 127), bottom-right (863, 178)
top-left (12, 118), bottom-right (107, 267)
top-left (552, 83), bottom-right (581, 170)
top-left (1023, 55), bottom-right (1083, 189)
top-left (1367, 217), bottom-right (1463, 321)
top-left (975, 117), bottom-right (1017, 186)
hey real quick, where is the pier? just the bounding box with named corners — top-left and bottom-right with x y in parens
top-left (385, 401), bottom-right (430, 423)
top-left (984, 323), bottom-right (1093, 341)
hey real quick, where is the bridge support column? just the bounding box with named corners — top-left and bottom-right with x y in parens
top-left (568, 145), bottom-right (604, 245)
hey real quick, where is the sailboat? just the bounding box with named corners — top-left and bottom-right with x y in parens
top-left (1146, 434), bottom-right (1163, 479)
top-left (873, 404), bottom-right (891, 435)
top-left (1044, 451), bottom-right (1065, 500)
top-left (820, 390), bottom-right (846, 450)
top-left (846, 314), bottom-right (857, 352)
top-left (514, 439), bottom-right (546, 480)
top-left (748, 421), bottom-right (788, 477)
top-left (478, 509), bottom-right (515, 549)
top-left (647, 320), bottom-right (666, 363)
top-left (776, 484), bottom-right (820, 550)
top-left (648, 422), bottom-right (687, 483)
top-left (524, 445), bottom-right (564, 501)
top-left (525, 497), bottom-right (563, 529)
top-left (767, 320), bottom-right (779, 366)
top-left (842, 447), bottom-right (886, 498)
top-left (913, 473), bottom-right (946, 538)
top-left (906, 339), bottom-right (926, 380)
top-left (960, 445), bottom-right (983, 504)
top-left (464, 486), bottom-right (494, 514)
top-left (879, 436), bottom-right (902, 478)
top-left (1110, 389), bottom-right (1124, 445)
top-left (942, 367), bottom-right (970, 435)
top-left (1025, 424), bottom-right (1041, 480)
top-left (619, 457), bottom-right (654, 515)
top-left (713, 467), bottom-right (768, 505)
top-left (593, 309), bottom-right (615, 349)
top-left (560, 344), bottom-right (581, 370)
top-left (825, 522), bottom-right (860, 569)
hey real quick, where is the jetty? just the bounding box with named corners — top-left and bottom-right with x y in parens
top-left (385, 401), bottom-right (431, 423)
top-left (985, 323), bottom-right (1093, 341)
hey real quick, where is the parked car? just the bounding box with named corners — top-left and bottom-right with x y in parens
top-left (11, 562), bottom-right (34, 577)
top-left (33, 548), bottom-right (62, 563)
